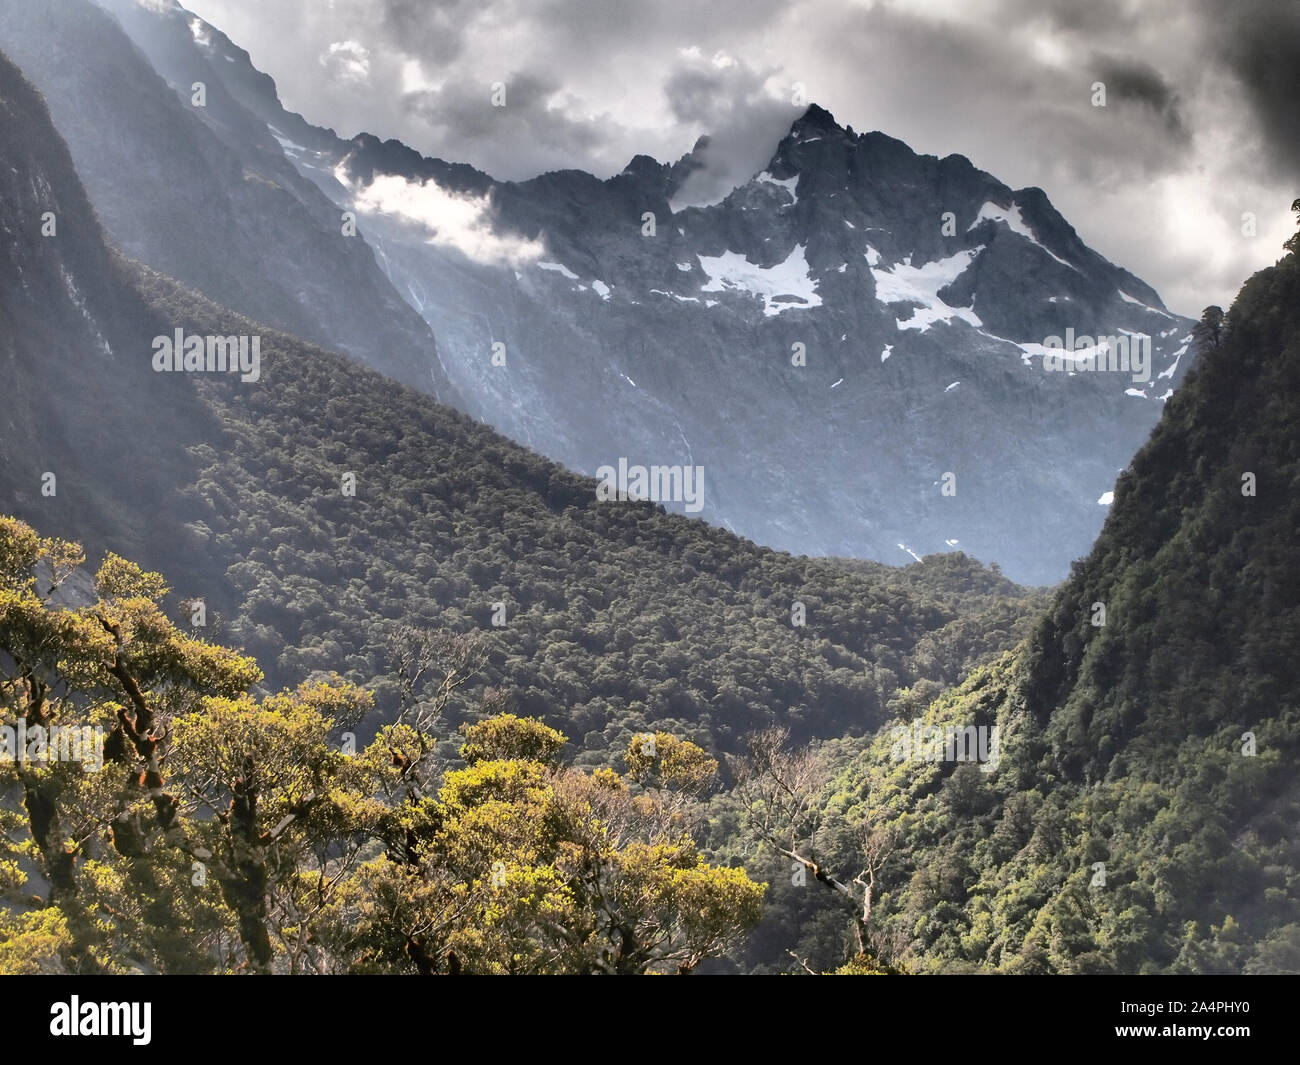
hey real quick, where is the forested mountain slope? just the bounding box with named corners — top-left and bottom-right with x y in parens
top-left (816, 245), bottom-right (1300, 973)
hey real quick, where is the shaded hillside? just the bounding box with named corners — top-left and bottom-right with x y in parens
top-left (0, 43), bottom-right (219, 570)
top-left (0, 0), bottom-right (458, 401)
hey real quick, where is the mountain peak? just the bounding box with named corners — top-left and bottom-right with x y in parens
top-left (793, 103), bottom-right (841, 133)
top-left (622, 152), bottom-right (665, 180)
top-left (771, 103), bottom-right (852, 168)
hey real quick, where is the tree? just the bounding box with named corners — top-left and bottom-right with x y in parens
top-left (1284, 198), bottom-right (1300, 255)
top-left (731, 727), bottom-right (899, 971)
top-left (1, 517), bottom-right (266, 970)
top-left (1194, 305), bottom-right (1224, 350)
top-left (321, 719), bottom-right (764, 974)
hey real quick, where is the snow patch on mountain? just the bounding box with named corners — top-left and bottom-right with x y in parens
top-left (650, 289), bottom-right (718, 307)
top-left (537, 261), bottom-right (580, 280)
top-left (1118, 288), bottom-right (1174, 318)
top-left (698, 243), bottom-right (822, 316)
top-left (968, 200), bottom-right (1073, 268)
top-left (871, 248), bottom-right (983, 332)
top-left (755, 171), bottom-right (799, 204)
top-left (60, 265), bottom-right (112, 358)
top-left (1158, 338), bottom-right (1191, 379)
top-left (987, 331), bottom-right (1137, 373)
top-left (268, 126), bottom-right (307, 156)
top-left (187, 16), bottom-right (211, 48)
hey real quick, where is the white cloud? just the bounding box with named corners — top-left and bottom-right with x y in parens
top-left (321, 40), bottom-right (371, 84)
top-left (344, 171), bottom-right (544, 267)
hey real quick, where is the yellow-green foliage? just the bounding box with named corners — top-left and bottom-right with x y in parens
top-left (0, 909), bottom-right (72, 974)
top-left (624, 731), bottom-right (719, 795)
top-left (0, 516), bottom-right (764, 974)
top-left (459, 714), bottom-right (566, 766)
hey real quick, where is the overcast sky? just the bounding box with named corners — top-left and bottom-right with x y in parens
top-left (182, 0), bottom-right (1299, 315)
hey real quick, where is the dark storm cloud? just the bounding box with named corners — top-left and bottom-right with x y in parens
top-left (664, 67), bottom-right (735, 125)
top-left (403, 72), bottom-right (610, 160)
top-left (1213, 0), bottom-right (1300, 176)
top-left (519, 0), bottom-right (791, 47)
top-left (1019, 0), bottom-right (1141, 35)
top-left (377, 0), bottom-right (788, 71)
top-left (379, 0), bottom-right (482, 66)
top-left (661, 58), bottom-right (793, 204)
top-left (1014, 0), bottom-right (1295, 178)
top-left (1091, 55), bottom-right (1189, 143)
top-left (359, 0), bottom-right (796, 182)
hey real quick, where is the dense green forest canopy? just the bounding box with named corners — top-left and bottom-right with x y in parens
top-left (57, 263), bottom-right (1045, 770)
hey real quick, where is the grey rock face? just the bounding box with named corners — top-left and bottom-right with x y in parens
top-left (0, 46), bottom-right (218, 565)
